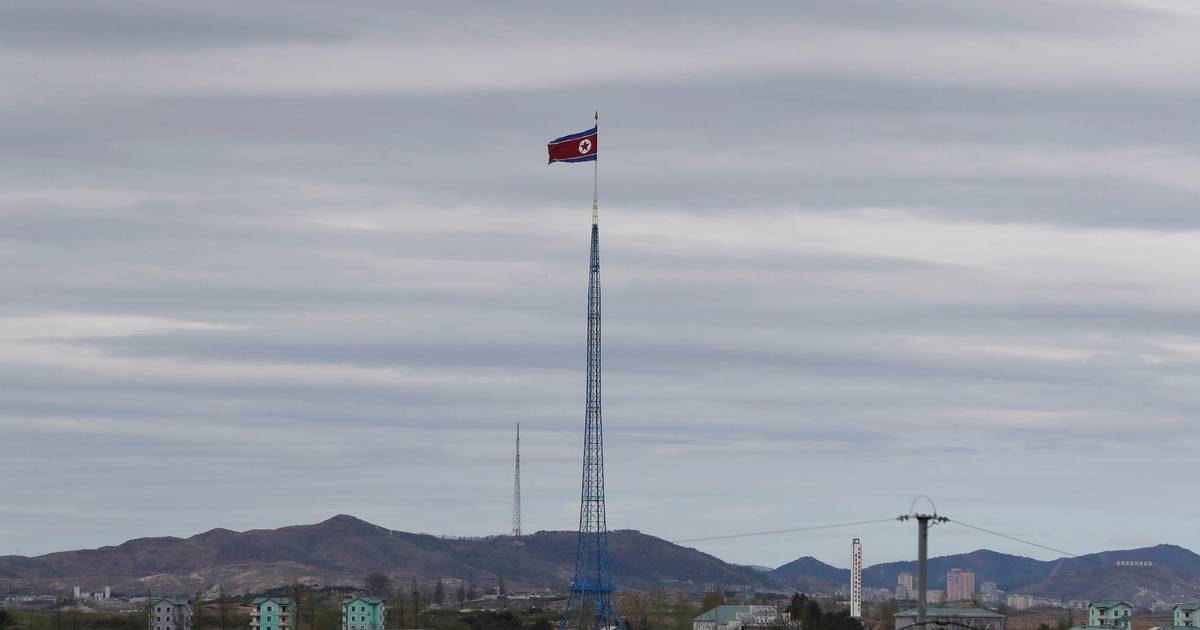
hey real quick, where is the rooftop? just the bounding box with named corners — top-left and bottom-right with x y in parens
top-left (897, 608), bottom-right (1005, 619)
top-left (151, 597), bottom-right (190, 606)
top-left (694, 606), bottom-right (759, 623)
top-left (252, 597), bottom-right (294, 605)
top-left (344, 597), bottom-right (384, 605)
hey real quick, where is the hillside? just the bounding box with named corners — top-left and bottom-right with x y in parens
top-left (770, 557), bottom-right (846, 593)
top-left (771, 544), bottom-right (1200, 603)
top-left (0, 515), bottom-right (778, 596)
top-left (4, 516), bottom-right (1199, 604)
top-left (856, 549), bottom-right (1051, 590)
top-left (1021, 564), bottom-right (1200, 607)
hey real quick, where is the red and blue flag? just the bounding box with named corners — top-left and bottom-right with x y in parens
top-left (547, 127), bottom-right (597, 164)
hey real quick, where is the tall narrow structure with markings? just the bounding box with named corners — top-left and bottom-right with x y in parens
top-left (512, 423), bottom-right (522, 537)
top-left (851, 538), bottom-right (863, 618)
top-left (558, 113), bottom-right (620, 630)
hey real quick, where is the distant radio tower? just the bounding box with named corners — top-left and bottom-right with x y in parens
top-left (851, 538), bottom-right (863, 619)
top-left (512, 423), bottom-right (522, 537)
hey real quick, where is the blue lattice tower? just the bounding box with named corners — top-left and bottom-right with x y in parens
top-left (559, 174), bottom-right (621, 630)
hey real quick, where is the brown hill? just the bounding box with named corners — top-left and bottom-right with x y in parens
top-left (0, 515), bottom-right (777, 596)
top-left (1020, 564), bottom-right (1200, 607)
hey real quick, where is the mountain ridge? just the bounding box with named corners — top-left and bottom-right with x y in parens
top-left (0, 515), bottom-right (775, 596)
top-left (3, 515), bottom-right (1199, 606)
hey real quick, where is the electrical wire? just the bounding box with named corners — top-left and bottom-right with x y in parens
top-left (950, 518), bottom-right (1200, 596)
top-left (671, 517), bottom-right (899, 544)
top-left (665, 509), bottom-right (1195, 599)
top-left (950, 519), bottom-right (1080, 559)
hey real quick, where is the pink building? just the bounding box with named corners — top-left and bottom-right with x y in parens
top-left (946, 568), bottom-right (976, 602)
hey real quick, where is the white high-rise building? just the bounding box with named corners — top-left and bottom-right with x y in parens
top-left (851, 538), bottom-right (862, 619)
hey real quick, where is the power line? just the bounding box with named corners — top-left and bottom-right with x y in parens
top-left (950, 519), bottom-right (1078, 559)
top-left (671, 517), bottom-right (899, 544)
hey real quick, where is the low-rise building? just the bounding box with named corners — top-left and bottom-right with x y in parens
top-left (149, 597), bottom-right (192, 630)
top-left (1085, 601), bottom-right (1133, 630)
top-left (252, 597), bottom-right (296, 630)
top-left (342, 597), bottom-right (385, 630)
top-left (693, 605), bottom-right (788, 630)
top-left (978, 582), bottom-right (999, 604)
top-left (1006, 594), bottom-right (1034, 610)
top-left (1171, 603), bottom-right (1200, 628)
top-left (898, 573), bottom-right (915, 593)
top-left (895, 607), bottom-right (1005, 630)
top-left (926, 590), bottom-right (945, 605)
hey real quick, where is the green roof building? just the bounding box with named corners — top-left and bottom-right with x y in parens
top-left (252, 597), bottom-right (296, 630)
top-left (895, 607), bottom-right (1005, 630)
top-left (1086, 601), bottom-right (1133, 630)
top-left (1170, 603), bottom-right (1200, 629)
top-left (149, 597), bottom-right (192, 630)
top-left (342, 597), bottom-right (386, 630)
top-left (692, 605), bottom-right (787, 630)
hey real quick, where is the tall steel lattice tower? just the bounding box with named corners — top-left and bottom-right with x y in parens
top-left (559, 114), bottom-right (620, 630)
top-left (512, 423), bottom-right (522, 537)
top-left (851, 538), bottom-right (863, 619)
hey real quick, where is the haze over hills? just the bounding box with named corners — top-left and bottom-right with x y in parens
top-left (0, 515), bottom-right (1197, 606)
top-left (0, 515), bottom-right (770, 596)
top-left (769, 545), bottom-right (1200, 606)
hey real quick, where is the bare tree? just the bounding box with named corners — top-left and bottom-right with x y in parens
top-left (193, 592), bottom-right (204, 630)
top-left (217, 585), bottom-right (227, 630)
top-left (364, 573), bottom-right (393, 599)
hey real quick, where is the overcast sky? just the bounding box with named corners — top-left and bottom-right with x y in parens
top-left (4, 0), bottom-right (1200, 571)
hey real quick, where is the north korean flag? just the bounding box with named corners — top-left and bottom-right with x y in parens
top-left (547, 127), bottom-right (597, 164)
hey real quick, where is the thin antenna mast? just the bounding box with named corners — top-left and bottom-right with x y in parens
top-left (512, 423), bottom-right (522, 537)
top-left (592, 111), bottom-right (598, 226)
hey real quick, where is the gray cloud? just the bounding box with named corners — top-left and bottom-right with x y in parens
top-left (1, 0), bottom-right (1199, 568)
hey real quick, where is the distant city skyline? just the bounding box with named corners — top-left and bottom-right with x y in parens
top-left (3, 1), bottom-right (1200, 566)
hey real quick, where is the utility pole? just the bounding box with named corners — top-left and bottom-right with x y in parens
top-left (898, 511), bottom-right (948, 625)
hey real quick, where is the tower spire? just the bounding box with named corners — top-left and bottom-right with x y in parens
top-left (512, 423), bottom-right (522, 537)
top-left (592, 111), bottom-right (598, 226)
top-left (560, 111), bottom-right (620, 630)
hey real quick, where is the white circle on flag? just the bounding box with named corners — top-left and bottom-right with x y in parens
top-left (578, 139), bottom-right (592, 154)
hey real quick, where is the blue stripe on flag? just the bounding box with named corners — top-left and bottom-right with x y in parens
top-left (549, 154), bottom-right (597, 164)
top-left (548, 127), bottom-right (597, 145)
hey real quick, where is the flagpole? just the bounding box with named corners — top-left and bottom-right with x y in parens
top-left (592, 110), bottom-right (599, 226)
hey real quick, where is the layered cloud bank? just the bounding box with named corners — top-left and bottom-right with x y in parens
top-left (2, 1), bottom-right (1199, 566)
